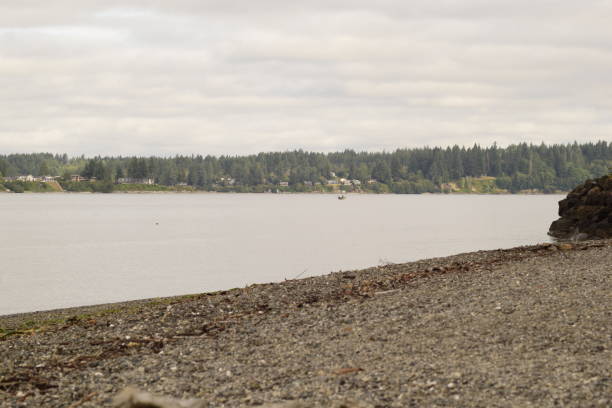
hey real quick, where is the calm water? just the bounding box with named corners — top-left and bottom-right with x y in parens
top-left (0, 193), bottom-right (562, 315)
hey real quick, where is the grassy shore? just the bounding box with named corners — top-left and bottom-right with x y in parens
top-left (1, 240), bottom-right (610, 407)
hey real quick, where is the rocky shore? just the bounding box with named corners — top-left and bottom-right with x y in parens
top-left (549, 173), bottom-right (612, 240)
top-left (1, 240), bottom-right (611, 407)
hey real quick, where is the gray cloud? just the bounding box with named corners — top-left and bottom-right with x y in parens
top-left (0, 1), bottom-right (610, 156)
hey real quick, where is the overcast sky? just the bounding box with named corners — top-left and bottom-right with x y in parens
top-left (0, 1), bottom-right (610, 156)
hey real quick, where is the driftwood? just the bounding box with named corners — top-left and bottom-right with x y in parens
top-left (114, 387), bottom-right (367, 408)
top-left (114, 387), bottom-right (206, 408)
top-left (113, 388), bottom-right (310, 408)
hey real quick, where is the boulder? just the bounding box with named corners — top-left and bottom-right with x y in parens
top-left (548, 173), bottom-right (612, 240)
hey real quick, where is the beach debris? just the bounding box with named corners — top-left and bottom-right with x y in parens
top-left (67, 391), bottom-right (97, 408)
top-left (262, 402), bottom-right (371, 408)
top-left (374, 289), bottom-right (400, 296)
top-left (332, 367), bottom-right (363, 375)
top-left (114, 387), bottom-right (206, 408)
top-left (113, 388), bottom-right (368, 408)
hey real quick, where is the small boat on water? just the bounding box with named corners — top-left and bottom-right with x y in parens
top-left (338, 194), bottom-right (346, 200)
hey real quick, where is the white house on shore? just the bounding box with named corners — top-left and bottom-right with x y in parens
top-left (219, 177), bottom-right (236, 186)
top-left (7, 175), bottom-right (35, 182)
top-left (117, 177), bottom-right (155, 185)
top-left (5, 175), bottom-right (59, 182)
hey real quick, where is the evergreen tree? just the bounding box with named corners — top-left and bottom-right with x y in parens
top-left (1, 142), bottom-right (610, 192)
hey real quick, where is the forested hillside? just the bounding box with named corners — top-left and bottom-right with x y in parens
top-left (1, 142), bottom-right (610, 193)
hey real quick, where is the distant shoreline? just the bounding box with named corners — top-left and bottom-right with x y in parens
top-left (1, 174), bottom-right (575, 195)
top-left (1, 189), bottom-right (568, 195)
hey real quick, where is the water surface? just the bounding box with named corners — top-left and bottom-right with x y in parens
top-left (0, 193), bottom-right (561, 315)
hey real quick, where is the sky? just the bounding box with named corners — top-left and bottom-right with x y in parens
top-left (0, 1), bottom-right (611, 156)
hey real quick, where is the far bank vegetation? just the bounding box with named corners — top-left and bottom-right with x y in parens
top-left (1, 142), bottom-right (610, 194)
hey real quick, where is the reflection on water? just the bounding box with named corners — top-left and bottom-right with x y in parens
top-left (0, 193), bottom-right (561, 315)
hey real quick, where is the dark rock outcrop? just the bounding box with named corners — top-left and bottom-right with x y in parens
top-left (548, 173), bottom-right (612, 240)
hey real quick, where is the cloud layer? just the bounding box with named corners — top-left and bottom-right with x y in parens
top-left (1, 1), bottom-right (610, 155)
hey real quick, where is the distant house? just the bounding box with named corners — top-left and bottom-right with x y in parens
top-left (6, 174), bottom-right (59, 183)
top-left (14, 175), bottom-right (36, 182)
top-left (367, 179), bottom-right (378, 184)
top-left (278, 181), bottom-right (289, 187)
top-left (219, 177), bottom-right (236, 186)
top-left (339, 178), bottom-right (352, 186)
top-left (303, 181), bottom-right (313, 186)
top-left (327, 179), bottom-right (338, 185)
top-left (117, 177), bottom-right (155, 185)
top-left (351, 179), bottom-right (361, 185)
top-left (8, 176), bottom-right (27, 182)
top-left (71, 175), bottom-right (87, 182)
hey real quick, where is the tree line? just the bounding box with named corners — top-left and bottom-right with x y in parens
top-left (1, 141), bottom-right (610, 193)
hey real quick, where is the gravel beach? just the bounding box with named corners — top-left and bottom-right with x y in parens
top-left (1, 240), bottom-right (610, 407)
